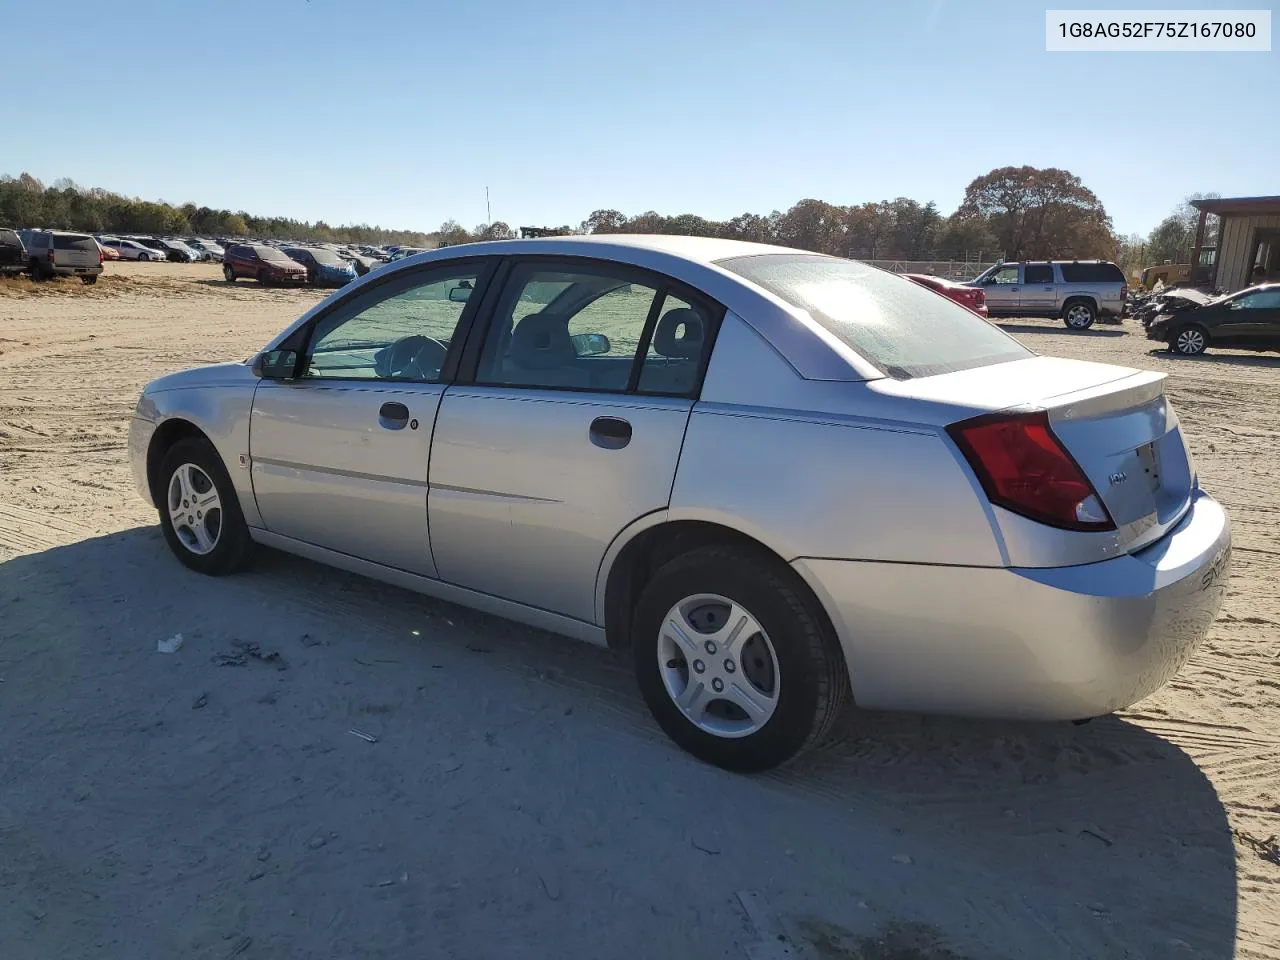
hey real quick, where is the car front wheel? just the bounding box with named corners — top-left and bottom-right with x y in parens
top-left (1171, 325), bottom-right (1209, 356)
top-left (224, 264), bottom-right (236, 282)
top-left (631, 545), bottom-right (849, 772)
top-left (157, 437), bottom-right (253, 575)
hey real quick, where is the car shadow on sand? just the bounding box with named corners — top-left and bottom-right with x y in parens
top-left (994, 320), bottom-right (1127, 338)
top-left (0, 528), bottom-right (1238, 960)
top-left (1144, 347), bottom-right (1280, 369)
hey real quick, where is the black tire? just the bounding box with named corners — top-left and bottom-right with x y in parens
top-left (156, 437), bottom-right (253, 575)
top-left (81, 275), bottom-right (98, 285)
top-left (138, 252), bottom-right (149, 262)
top-left (631, 545), bottom-right (850, 772)
top-left (223, 264), bottom-right (236, 283)
top-left (1062, 299), bottom-right (1097, 330)
top-left (1169, 324), bottom-right (1209, 356)
top-left (29, 260), bottom-right (46, 281)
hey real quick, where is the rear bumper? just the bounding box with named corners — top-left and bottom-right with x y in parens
top-left (794, 489), bottom-right (1231, 720)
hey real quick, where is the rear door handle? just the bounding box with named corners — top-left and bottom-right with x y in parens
top-left (589, 416), bottom-right (632, 450)
top-left (379, 401), bottom-right (410, 430)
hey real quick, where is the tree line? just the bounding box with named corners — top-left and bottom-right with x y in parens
top-left (6, 166), bottom-right (1206, 274)
top-left (0, 173), bottom-right (436, 247)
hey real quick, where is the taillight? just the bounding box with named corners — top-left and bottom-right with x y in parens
top-left (947, 411), bottom-right (1114, 532)
top-left (1120, 284), bottom-right (1128, 299)
top-left (972, 288), bottom-right (985, 306)
top-left (47, 248), bottom-right (55, 262)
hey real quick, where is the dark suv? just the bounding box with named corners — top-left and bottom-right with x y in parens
top-left (0, 228), bottom-right (26, 276)
top-left (223, 244), bottom-right (308, 286)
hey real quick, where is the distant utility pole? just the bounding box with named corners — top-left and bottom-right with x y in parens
top-left (486, 187), bottom-right (491, 225)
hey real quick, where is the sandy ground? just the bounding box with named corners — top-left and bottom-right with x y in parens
top-left (1, 261), bottom-right (1277, 959)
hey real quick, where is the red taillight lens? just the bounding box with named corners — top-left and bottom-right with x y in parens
top-left (972, 288), bottom-right (986, 306)
top-left (948, 411), bottom-right (1114, 532)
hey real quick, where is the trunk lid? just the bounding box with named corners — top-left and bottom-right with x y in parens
top-left (873, 355), bottom-right (1195, 556)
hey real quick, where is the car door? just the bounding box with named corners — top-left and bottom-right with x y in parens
top-left (981, 264), bottom-right (1021, 314)
top-left (428, 257), bottom-right (721, 623)
top-left (1020, 263), bottom-right (1056, 313)
top-left (1217, 288), bottom-right (1280, 348)
top-left (249, 257), bottom-right (497, 575)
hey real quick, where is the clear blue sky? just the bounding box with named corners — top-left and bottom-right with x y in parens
top-left (4, 0), bottom-right (1274, 236)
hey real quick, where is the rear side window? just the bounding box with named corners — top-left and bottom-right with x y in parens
top-left (1059, 262), bottom-right (1124, 283)
top-left (718, 254), bottom-right (1030, 380)
top-left (53, 235), bottom-right (97, 252)
top-left (1023, 264), bottom-right (1054, 284)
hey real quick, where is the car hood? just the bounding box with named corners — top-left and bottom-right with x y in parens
top-left (144, 361), bottom-right (256, 395)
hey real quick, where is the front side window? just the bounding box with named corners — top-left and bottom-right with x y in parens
top-left (1232, 289), bottom-right (1280, 310)
top-left (304, 264), bottom-right (485, 382)
top-left (718, 253), bottom-right (1030, 380)
top-left (989, 266), bottom-right (1020, 285)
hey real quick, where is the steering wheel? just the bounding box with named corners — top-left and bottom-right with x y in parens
top-left (376, 335), bottom-right (448, 380)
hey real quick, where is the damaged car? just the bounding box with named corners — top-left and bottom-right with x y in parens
top-left (1146, 284), bottom-right (1280, 356)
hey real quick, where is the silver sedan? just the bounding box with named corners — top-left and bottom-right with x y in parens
top-left (128, 236), bottom-right (1231, 771)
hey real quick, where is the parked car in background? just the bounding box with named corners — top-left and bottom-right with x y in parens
top-left (223, 243), bottom-right (308, 286)
top-left (0, 227), bottom-right (27, 275)
top-left (150, 239), bottom-right (201, 263)
top-left (1146, 284), bottom-right (1280, 356)
top-left (389, 246), bottom-right (426, 262)
top-left (128, 235), bottom-right (1231, 772)
top-left (282, 246), bottom-right (358, 287)
top-left (24, 230), bottom-right (104, 283)
top-left (345, 253), bottom-right (377, 276)
top-left (903, 273), bottom-right (987, 316)
top-left (96, 239), bottom-right (121, 261)
top-left (188, 239), bottom-right (225, 260)
top-left (107, 238), bottom-right (168, 261)
top-left (968, 260), bottom-right (1127, 329)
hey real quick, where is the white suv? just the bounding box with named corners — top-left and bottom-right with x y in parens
top-left (25, 231), bottom-right (104, 284)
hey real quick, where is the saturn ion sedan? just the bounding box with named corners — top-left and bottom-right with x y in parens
top-left (128, 236), bottom-right (1231, 771)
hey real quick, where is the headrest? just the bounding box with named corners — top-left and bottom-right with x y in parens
top-left (509, 311), bottom-right (575, 369)
top-left (652, 308), bottom-right (705, 359)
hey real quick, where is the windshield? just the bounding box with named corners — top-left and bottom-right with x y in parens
top-left (256, 246), bottom-right (294, 263)
top-left (306, 248), bottom-right (343, 265)
top-left (718, 254), bottom-right (1031, 379)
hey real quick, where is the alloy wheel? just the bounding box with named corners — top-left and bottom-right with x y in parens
top-left (657, 593), bottom-right (780, 738)
top-left (1066, 305), bottom-right (1093, 328)
top-left (1176, 328), bottom-right (1206, 354)
top-left (166, 463), bottom-right (222, 555)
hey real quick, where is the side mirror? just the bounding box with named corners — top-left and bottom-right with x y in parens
top-left (447, 285), bottom-right (471, 303)
top-left (253, 348), bottom-right (299, 379)
top-left (570, 332), bottom-right (611, 357)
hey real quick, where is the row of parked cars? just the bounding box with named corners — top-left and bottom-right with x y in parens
top-left (0, 227), bottom-right (423, 287)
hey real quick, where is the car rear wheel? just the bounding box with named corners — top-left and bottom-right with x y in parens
top-left (81, 275), bottom-right (97, 285)
top-left (157, 437), bottom-right (252, 575)
top-left (223, 264), bottom-right (236, 282)
top-left (1171, 324), bottom-right (1209, 356)
top-left (1063, 300), bottom-right (1097, 330)
top-left (631, 545), bottom-right (849, 772)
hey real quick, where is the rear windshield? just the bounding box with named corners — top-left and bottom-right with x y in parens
top-left (0, 229), bottom-right (20, 247)
top-left (718, 254), bottom-right (1030, 379)
top-left (53, 234), bottom-right (97, 252)
top-left (1059, 262), bottom-right (1124, 283)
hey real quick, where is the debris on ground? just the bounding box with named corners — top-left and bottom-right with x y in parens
top-left (1235, 828), bottom-right (1280, 866)
top-left (156, 633), bottom-right (184, 654)
top-left (211, 640), bottom-right (287, 670)
top-left (348, 729), bottom-right (378, 743)
top-left (191, 693), bottom-right (208, 710)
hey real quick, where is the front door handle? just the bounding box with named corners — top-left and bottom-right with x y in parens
top-left (589, 416), bottom-right (632, 450)
top-left (379, 401), bottom-right (410, 430)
